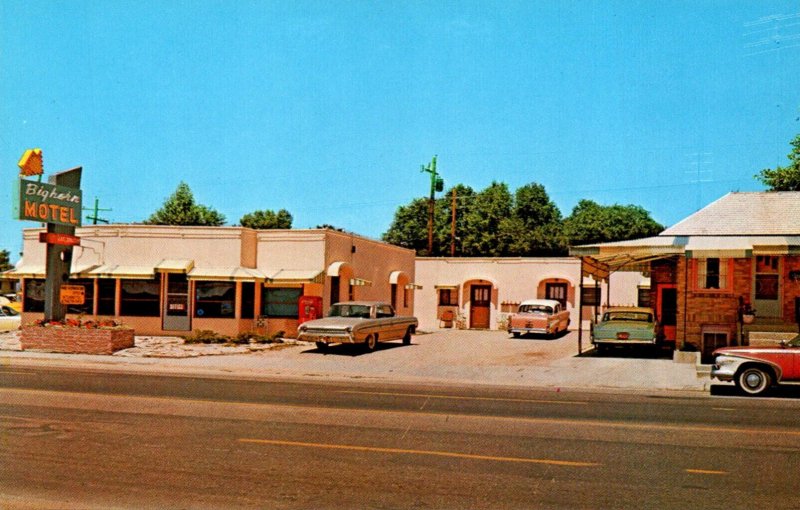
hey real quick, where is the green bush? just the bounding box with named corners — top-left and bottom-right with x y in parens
top-left (184, 330), bottom-right (230, 344)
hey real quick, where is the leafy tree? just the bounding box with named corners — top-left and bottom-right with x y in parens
top-left (240, 209), bottom-right (293, 229)
top-left (756, 133), bottom-right (800, 191)
top-left (459, 182), bottom-right (513, 257)
top-left (562, 200), bottom-right (663, 247)
top-left (144, 182), bottom-right (226, 226)
top-left (382, 197), bottom-right (431, 254)
top-left (0, 249), bottom-right (12, 272)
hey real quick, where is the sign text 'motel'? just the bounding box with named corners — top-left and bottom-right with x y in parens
top-left (17, 180), bottom-right (82, 227)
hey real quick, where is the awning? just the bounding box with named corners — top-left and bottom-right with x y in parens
top-left (187, 266), bottom-right (267, 282)
top-left (349, 277), bottom-right (372, 286)
top-left (405, 283), bottom-right (423, 290)
top-left (87, 265), bottom-right (156, 279)
top-left (570, 235), bottom-right (800, 280)
top-left (434, 284), bottom-right (460, 290)
top-left (1, 264), bottom-right (45, 279)
top-left (155, 259), bottom-right (194, 273)
top-left (265, 269), bottom-right (325, 284)
top-left (327, 261), bottom-right (350, 277)
top-left (389, 270), bottom-right (406, 284)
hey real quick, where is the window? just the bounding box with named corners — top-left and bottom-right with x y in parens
top-left (120, 277), bottom-right (161, 317)
top-left (65, 278), bottom-right (94, 315)
top-left (377, 305), bottom-right (394, 318)
top-left (581, 286), bottom-right (601, 307)
top-left (262, 287), bottom-right (302, 318)
top-left (438, 288), bottom-right (457, 306)
top-left (637, 287), bottom-right (652, 308)
top-left (195, 281), bottom-right (235, 318)
top-left (97, 279), bottom-right (116, 316)
top-left (696, 258), bottom-right (729, 290)
top-left (24, 279), bottom-right (46, 312)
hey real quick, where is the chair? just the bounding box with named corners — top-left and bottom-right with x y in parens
top-left (439, 310), bottom-right (455, 328)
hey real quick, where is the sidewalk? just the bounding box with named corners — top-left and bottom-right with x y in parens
top-left (0, 329), bottom-right (712, 393)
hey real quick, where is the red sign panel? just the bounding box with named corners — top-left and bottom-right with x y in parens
top-left (39, 232), bottom-right (81, 246)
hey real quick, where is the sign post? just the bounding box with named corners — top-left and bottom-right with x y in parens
top-left (42, 167), bottom-right (82, 322)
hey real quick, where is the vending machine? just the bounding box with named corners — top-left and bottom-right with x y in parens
top-left (298, 295), bottom-right (323, 325)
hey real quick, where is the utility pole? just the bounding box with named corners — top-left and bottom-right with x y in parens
top-left (450, 188), bottom-right (457, 256)
top-left (84, 197), bottom-right (111, 225)
top-left (420, 156), bottom-right (443, 255)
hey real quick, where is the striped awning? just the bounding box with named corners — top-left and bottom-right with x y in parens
top-left (87, 265), bottom-right (156, 279)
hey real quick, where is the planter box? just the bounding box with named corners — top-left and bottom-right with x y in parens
top-left (21, 327), bottom-right (135, 355)
top-left (673, 350), bottom-right (701, 364)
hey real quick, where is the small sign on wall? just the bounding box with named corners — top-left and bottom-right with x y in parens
top-left (60, 285), bottom-right (85, 305)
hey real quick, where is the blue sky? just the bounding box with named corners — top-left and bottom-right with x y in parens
top-left (2, 1), bottom-right (799, 263)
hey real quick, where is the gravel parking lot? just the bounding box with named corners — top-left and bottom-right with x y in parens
top-left (0, 328), bottom-right (709, 392)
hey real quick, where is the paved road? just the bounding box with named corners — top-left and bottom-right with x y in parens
top-left (2, 367), bottom-right (799, 509)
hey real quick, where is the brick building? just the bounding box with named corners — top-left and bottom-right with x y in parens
top-left (571, 192), bottom-right (800, 358)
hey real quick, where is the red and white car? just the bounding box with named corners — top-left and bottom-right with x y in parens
top-left (507, 299), bottom-right (570, 338)
top-left (711, 334), bottom-right (800, 396)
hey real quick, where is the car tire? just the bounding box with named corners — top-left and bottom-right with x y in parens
top-left (365, 334), bottom-right (377, 352)
top-left (402, 329), bottom-right (412, 345)
top-left (736, 366), bottom-right (772, 396)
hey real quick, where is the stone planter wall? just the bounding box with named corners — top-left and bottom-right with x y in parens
top-left (21, 327), bottom-right (135, 354)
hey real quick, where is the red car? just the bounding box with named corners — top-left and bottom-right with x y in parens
top-left (711, 334), bottom-right (800, 396)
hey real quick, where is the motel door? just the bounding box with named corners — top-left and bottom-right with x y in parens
top-left (163, 274), bottom-right (191, 331)
top-left (470, 285), bottom-right (492, 329)
top-left (658, 285), bottom-right (678, 343)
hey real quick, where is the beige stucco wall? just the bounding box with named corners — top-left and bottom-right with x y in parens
top-left (20, 225), bottom-right (250, 269)
top-left (414, 257), bottom-right (645, 332)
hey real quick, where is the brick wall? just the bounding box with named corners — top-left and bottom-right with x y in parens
top-left (21, 327), bottom-right (135, 354)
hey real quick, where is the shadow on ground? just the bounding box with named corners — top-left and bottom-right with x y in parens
top-left (709, 383), bottom-right (800, 399)
top-left (576, 345), bottom-right (674, 360)
top-left (300, 341), bottom-right (412, 357)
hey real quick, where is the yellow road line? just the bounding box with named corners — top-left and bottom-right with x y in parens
top-left (239, 438), bottom-right (600, 467)
top-left (339, 390), bottom-right (589, 406)
top-left (685, 469), bottom-right (728, 475)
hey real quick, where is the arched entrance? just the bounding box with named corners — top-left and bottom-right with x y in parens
top-left (464, 278), bottom-right (497, 329)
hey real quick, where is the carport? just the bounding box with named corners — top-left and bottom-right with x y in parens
top-left (570, 236), bottom-right (684, 354)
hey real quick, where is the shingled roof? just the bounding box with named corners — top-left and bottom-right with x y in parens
top-left (661, 192), bottom-right (800, 236)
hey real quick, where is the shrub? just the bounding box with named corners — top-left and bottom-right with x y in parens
top-left (183, 330), bottom-right (230, 344)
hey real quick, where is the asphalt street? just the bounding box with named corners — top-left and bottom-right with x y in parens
top-left (2, 368), bottom-right (800, 509)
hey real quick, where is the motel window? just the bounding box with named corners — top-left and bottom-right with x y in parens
top-left (120, 278), bottom-right (161, 317)
top-left (696, 258), bottom-right (729, 290)
top-left (262, 287), bottom-right (302, 318)
top-left (580, 286), bottom-right (601, 307)
top-left (546, 282), bottom-right (568, 308)
top-left (24, 279), bottom-right (45, 313)
top-left (438, 289), bottom-right (457, 306)
top-left (637, 287), bottom-right (652, 308)
top-left (195, 281), bottom-right (236, 318)
top-left (241, 282), bottom-right (255, 319)
top-left (65, 278), bottom-right (94, 315)
top-left (97, 279), bottom-right (116, 316)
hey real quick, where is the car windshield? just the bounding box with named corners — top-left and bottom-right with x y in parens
top-left (519, 305), bottom-right (552, 314)
top-left (328, 304), bottom-right (371, 319)
top-left (603, 311), bottom-right (652, 323)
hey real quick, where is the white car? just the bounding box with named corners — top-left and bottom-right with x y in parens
top-left (0, 305), bottom-right (21, 332)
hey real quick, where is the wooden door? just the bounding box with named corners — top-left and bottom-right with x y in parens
top-left (470, 285), bottom-right (492, 329)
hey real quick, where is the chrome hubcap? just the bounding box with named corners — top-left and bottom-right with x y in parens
top-left (745, 372), bottom-right (762, 388)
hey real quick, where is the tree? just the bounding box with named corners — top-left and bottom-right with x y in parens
top-left (240, 209), bottom-right (293, 229)
top-left (562, 200), bottom-right (663, 247)
top-left (459, 182), bottom-right (513, 257)
top-left (756, 133), bottom-right (800, 191)
top-left (144, 182), bottom-right (226, 226)
top-left (0, 249), bottom-right (12, 272)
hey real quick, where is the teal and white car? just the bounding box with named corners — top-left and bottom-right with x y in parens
top-left (591, 307), bottom-right (661, 353)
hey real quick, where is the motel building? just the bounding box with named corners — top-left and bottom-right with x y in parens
top-left (571, 192), bottom-right (800, 360)
top-left (414, 257), bottom-right (646, 332)
top-left (2, 225), bottom-right (417, 338)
